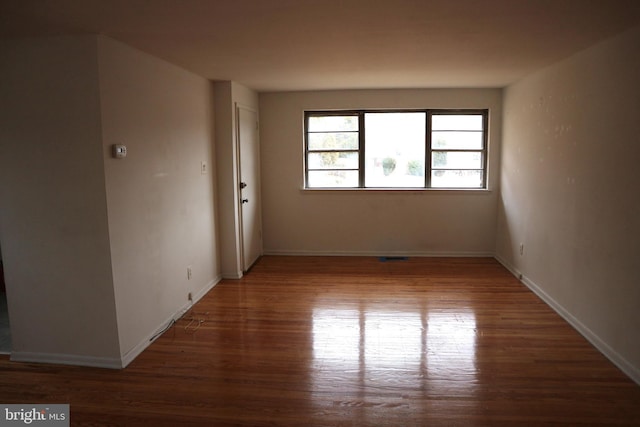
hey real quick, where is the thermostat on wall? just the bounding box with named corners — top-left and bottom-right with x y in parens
top-left (112, 144), bottom-right (127, 159)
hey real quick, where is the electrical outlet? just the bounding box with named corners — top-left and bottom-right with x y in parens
top-left (187, 266), bottom-right (192, 280)
top-left (188, 292), bottom-right (193, 302)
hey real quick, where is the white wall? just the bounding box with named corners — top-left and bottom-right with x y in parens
top-left (214, 81), bottom-right (259, 278)
top-left (496, 25), bottom-right (640, 382)
top-left (0, 35), bottom-right (219, 368)
top-left (0, 36), bottom-right (121, 366)
top-left (259, 89), bottom-right (502, 256)
top-left (98, 37), bottom-right (219, 364)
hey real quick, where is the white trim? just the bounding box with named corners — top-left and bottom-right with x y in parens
top-left (495, 254), bottom-right (640, 386)
top-left (193, 276), bottom-right (221, 302)
top-left (120, 276), bottom-right (221, 368)
top-left (264, 250), bottom-right (495, 257)
top-left (300, 188), bottom-right (493, 194)
top-left (221, 271), bottom-right (243, 279)
top-left (11, 352), bottom-right (123, 369)
top-left (10, 277), bottom-right (222, 370)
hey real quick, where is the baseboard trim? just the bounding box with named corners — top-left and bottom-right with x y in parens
top-left (10, 276), bottom-right (223, 370)
top-left (264, 250), bottom-right (495, 257)
top-left (11, 351), bottom-right (122, 369)
top-left (494, 254), bottom-right (640, 386)
top-left (120, 276), bottom-right (221, 368)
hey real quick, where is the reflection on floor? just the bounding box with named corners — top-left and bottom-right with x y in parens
top-left (0, 292), bottom-right (10, 354)
top-left (0, 256), bottom-right (639, 425)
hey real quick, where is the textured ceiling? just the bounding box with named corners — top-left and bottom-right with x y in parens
top-left (2, 0), bottom-right (640, 91)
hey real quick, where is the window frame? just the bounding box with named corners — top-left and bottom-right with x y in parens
top-left (304, 109), bottom-right (489, 190)
top-left (304, 110), bottom-right (363, 188)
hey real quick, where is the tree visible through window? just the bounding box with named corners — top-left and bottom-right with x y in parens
top-left (305, 113), bottom-right (360, 188)
top-left (365, 112), bottom-right (425, 188)
top-left (304, 110), bottom-right (488, 189)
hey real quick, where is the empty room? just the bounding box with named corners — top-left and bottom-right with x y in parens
top-left (1, 0), bottom-right (639, 425)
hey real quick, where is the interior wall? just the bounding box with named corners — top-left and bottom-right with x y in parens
top-left (259, 89), bottom-right (502, 256)
top-left (496, 25), bottom-right (640, 382)
top-left (97, 37), bottom-right (219, 364)
top-left (214, 81), bottom-right (259, 278)
top-left (0, 36), bottom-right (121, 365)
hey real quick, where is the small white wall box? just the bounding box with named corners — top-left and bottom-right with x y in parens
top-left (112, 144), bottom-right (127, 159)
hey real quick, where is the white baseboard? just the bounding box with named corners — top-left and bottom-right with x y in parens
top-left (120, 276), bottom-right (221, 368)
top-left (494, 254), bottom-right (640, 386)
top-left (264, 249), bottom-right (495, 257)
top-left (11, 351), bottom-right (122, 369)
top-left (193, 275), bottom-right (221, 303)
top-left (10, 276), bottom-right (223, 370)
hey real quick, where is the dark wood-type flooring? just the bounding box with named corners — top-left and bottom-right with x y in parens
top-left (1, 256), bottom-right (639, 426)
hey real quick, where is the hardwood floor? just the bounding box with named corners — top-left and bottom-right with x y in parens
top-left (0, 292), bottom-right (10, 354)
top-left (0, 256), bottom-right (638, 426)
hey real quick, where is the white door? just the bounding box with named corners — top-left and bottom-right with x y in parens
top-left (237, 106), bottom-right (263, 271)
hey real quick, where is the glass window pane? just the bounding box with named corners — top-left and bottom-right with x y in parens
top-left (364, 112), bottom-right (426, 188)
top-left (432, 115), bottom-right (483, 131)
top-left (308, 170), bottom-right (359, 188)
top-left (308, 132), bottom-right (359, 150)
top-left (431, 170), bottom-right (483, 188)
top-left (308, 152), bottom-right (358, 170)
top-left (308, 115), bottom-right (358, 132)
top-left (432, 131), bottom-right (483, 150)
top-left (431, 151), bottom-right (482, 169)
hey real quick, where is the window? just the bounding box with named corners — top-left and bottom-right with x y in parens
top-left (305, 112), bottom-right (360, 188)
top-left (304, 109), bottom-right (488, 189)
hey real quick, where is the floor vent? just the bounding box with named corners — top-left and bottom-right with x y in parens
top-left (378, 256), bottom-right (409, 262)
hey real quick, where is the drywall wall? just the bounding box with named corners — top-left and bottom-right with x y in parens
top-left (98, 37), bottom-right (219, 363)
top-left (214, 81), bottom-right (260, 278)
top-left (259, 89), bottom-right (502, 256)
top-left (496, 25), bottom-right (640, 382)
top-left (0, 36), bottom-right (121, 366)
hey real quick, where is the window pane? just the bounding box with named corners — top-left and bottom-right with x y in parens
top-left (431, 170), bottom-right (483, 188)
top-left (432, 151), bottom-right (482, 169)
top-left (308, 152), bottom-right (358, 170)
top-left (308, 170), bottom-right (359, 188)
top-left (364, 112), bottom-right (426, 187)
top-left (432, 115), bottom-right (483, 131)
top-left (308, 115), bottom-right (358, 132)
top-left (432, 131), bottom-right (483, 150)
top-left (308, 132), bottom-right (359, 150)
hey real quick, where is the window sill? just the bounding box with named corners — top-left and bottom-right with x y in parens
top-left (300, 187), bottom-right (493, 194)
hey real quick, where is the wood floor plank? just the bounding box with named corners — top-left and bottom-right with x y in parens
top-left (0, 256), bottom-right (638, 426)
